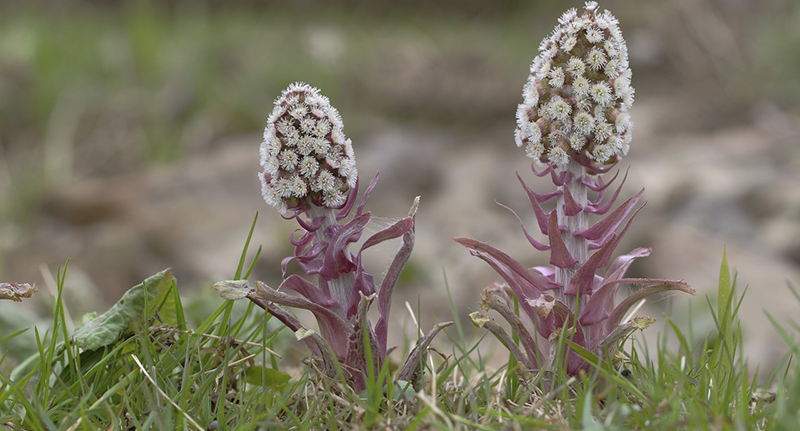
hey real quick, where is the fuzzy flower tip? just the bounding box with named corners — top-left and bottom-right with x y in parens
top-left (260, 82), bottom-right (358, 214)
top-left (515, 1), bottom-right (634, 169)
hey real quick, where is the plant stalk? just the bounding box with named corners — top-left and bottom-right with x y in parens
top-left (555, 159), bottom-right (588, 312)
top-left (308, 205), bottom-right (356, 321)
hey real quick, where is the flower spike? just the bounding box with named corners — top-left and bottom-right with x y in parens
top-left (457, 3), bottom-right (692, 378)
top-left (220, 83), bottom-right (449, 392)
top-left (515, 3), bottom-right (633, 170)
top-left (260, 82), bottom-right (357, 215)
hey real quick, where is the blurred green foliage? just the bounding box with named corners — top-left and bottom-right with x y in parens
top-left (0, 0), bottom-right (797, 227)
top-left (0, 1), bottom-right (556, 223)
top-left (752, 0), bottom-right (800, 102)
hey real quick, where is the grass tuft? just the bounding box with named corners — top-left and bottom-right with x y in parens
top-left (1, 234), bottom-right (799, 429)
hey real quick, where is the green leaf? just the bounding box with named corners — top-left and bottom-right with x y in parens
top-left (58, 345), bottom-right (106, 385)
top-left (392, 380), bottom-right (416, 401)
top-left (564, 339), bottom-right (605, 372)
top-left (172, 282), bottom-right (187, 331)
top-left (717, 247), bottom-right (735, 369)
top-left (149, 278), bottom-right (179, 327)
top-left (81, 312), bottom-right (98, 326)
top-left (73, 269), bottom-right (175, 351)
top-left (244, 366), bottom-right (290, 388)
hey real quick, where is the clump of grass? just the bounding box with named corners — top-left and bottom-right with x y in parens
top-left (1, 227), bottom-right (798, 429)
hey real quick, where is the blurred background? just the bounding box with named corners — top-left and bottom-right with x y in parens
top-left (1, 0), bottom-right (799, 372)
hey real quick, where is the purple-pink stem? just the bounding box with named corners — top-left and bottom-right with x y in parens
top-left (307, 205), bottom-right (355, 322)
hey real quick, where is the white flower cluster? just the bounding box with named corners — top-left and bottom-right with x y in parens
top-left (515, 1), bottom-right (634, 168)
top-left (260, 83), bottom-right (358, 214)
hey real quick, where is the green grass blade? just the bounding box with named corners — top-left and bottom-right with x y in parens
top-left (234, 212), bottom-right (259, 280)
top-left (718, 247), bottom-right (734, 356)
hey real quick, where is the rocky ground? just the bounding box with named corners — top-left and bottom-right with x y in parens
top-left (2, 85), bottom-right (799, 373)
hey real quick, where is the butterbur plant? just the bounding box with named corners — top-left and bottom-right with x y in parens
top-left (456, 2), bottom-right (695, 376)
top-left (216, 83), bottom-right (450, 391)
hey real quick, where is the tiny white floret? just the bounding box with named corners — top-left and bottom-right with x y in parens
top-left (548, 146), bottom-right (570, 166)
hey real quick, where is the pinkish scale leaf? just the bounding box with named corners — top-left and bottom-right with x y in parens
top-left (602, 278), bottom-right (694, 336)
top-left (561, 185), bottom-right (583, 216)
top-left (247, 294), bottom-right (334, 368)
top-left (567, 235), bottom-right (618, 296)
top-left (291, 213), bottom-right (325, 232)
top-left (575, 189), bottom-right (644, 242)
top-left (580, 168), bottom-right (621, 193)
top-left (592, 203), bottom-right (644, 266)
top-left (588, 163), bottom-right (615, 175)
top-left (496, 201), bottom-right (551, 251)
top-left (568, 204), bottom-right (644, 295)
top-left (354, 172), bottom-right (380, 218)
top-left (604, 247), bottom-right (651, 285)
top-left (530, 163), bottom-right (554, 178)
top-left (572, 151), bottom-right (594, 170)
top-left (374, 199), bottom-right (418, 358)
top-left (517, 172), bottom-right (554, 235)
top-left (267, 303), bottom-right (326, 357)
top-left (454, 237), bottom-right (561, 295)
top-left (483, 286), bottom-right (543, 368)
top-left (280, 274), bottom-right (337, 308)
top-left (255, 281), bottom-right (351, 359)
top-left (345, 212), bottom-right (415, 319)
top-left (319, 213), bottom-right (370, 280)
top-left (588, 201), bottom-right (645, 250)
top-left (532, 189), bottom-right (563, 202)
top-left (290, 229), bottom-right (314, 247)
top-left (525, 294), bottom-right (579, 339)
top-left (526, 295), bottom-right (588, 374)
top-left (547, 211), bottom-right (578, 268)
top-left (335, 177), bottom-right (361, 220)
top-left (345, 265), bottom-right (375, 319)
top-left (282, 241), bottom-right (326, 276)
top-left (345, 293), bottom-right (381, 391)
top-left (550, 170), bottom-right (574, 187)
top-left (533, 266), bottom-right (556, 280)
top-left (578, 248), bottom-right (652, 326)
top-left (361, 217), bottom-right (413, 252)
top-left (586, 168), bottom-right (629, 215)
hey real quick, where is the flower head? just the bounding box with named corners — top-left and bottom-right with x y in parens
top-left (260, 82), bottom-right (357, 214)
top-left (514, 2), bottom-right (634, 170)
